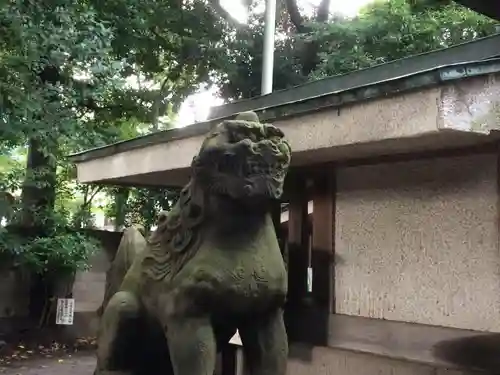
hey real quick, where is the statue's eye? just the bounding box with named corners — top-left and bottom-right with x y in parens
top-left (188, 204), bottom-right (202, 219)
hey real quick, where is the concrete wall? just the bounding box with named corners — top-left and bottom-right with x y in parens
top-left (73, 250), bottom-right (108, 313)
top-left (335, 153), bottom-right (500, 332)
top-left (288, 346), bottom-right (482, 375)
top-left (69, 230), bottom-right (121, 337)
top-left (68, 250), bottom-right (110, 338)
top-left (0, 229), bottom-right (120, 338)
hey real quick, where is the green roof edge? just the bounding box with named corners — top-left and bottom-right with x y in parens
top-left (69, 37), bottom-right (500, 164)
top-left (209, 33), bottom-right (500, 119)
top-left (453, 0), bottom-right (500, 21)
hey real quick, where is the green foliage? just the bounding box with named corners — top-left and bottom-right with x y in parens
top-left (0, 223), bottom-right (100, 276)
top-left (106, 187), bottom-right (180, 232)
top-left (0, 150), bottom-right (25, 193)
top-left (216, 0), bottom-right (497, 98)
top-left (0, 0), bottom-right (496, 285)
top-left (0, 0), bottom-right (228, 283)
top-left (214, 3), bottom-right (307, 100)
top-left (0, 0), bottom-right (126, 151)
top-left (124, 188), bottom-right (179, 232)
top-left (309, 0), bottom-right (497, 79)
top-left (0, 0), bottom-right (225, 328)
top-left (23, 232), bottom-right (99, 275)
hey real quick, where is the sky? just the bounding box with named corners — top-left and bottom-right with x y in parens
top-left (175, 0), bottom-right (375, 126)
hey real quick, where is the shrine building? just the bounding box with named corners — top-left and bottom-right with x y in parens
top-left (71, 12), bottom-right (500, 375)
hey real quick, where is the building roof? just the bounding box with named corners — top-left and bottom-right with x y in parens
top-left (69, 34), bottom-right (500, 165)
top-left (207, 33), bottom-right (500, 120)
top-left (454, 0), bottom-right (500, 21)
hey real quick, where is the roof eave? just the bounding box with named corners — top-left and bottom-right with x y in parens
top-left (68, 57), bottom-right (500, 165)
top-left (454, 0), bottom-right (500, 21)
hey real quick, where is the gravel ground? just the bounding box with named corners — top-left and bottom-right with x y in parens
top-left (0, 353), bottom-right (96, 375)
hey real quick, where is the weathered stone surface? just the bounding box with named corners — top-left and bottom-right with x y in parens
top-left (95, 112), bottom-right (292, 375)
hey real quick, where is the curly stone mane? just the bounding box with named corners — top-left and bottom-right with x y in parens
top-left (142, 181), bottom-right (205, 281)
top-left (141, 113), bottom-right (291, 282)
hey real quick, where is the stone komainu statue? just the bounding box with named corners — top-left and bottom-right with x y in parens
top-left (95, 111), bottom-right (292, 375)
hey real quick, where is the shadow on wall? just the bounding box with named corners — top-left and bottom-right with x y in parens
top-left (433, 333), bottom-right (500, 372)
top-left (288, 343), bottom-right (314, 362)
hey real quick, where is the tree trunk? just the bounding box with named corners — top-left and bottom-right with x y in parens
top-left (21, 137), bottom-right (58, 321)
top-left (114, 188), bottom-right (130, 231)
top-left (20, 137), bottom-right (58, 233)
top-left (20, 63), bottom-right (62, 323)
top-left (284, 0), bottom-right (332, 76)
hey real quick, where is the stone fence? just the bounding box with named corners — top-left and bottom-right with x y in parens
top-left (0, 228), bottom-right (122, 338)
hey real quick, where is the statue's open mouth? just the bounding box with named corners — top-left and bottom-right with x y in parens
top-left (191, 118), bottom-right (291, 202)
top-left (194, 150), bottom-right (286, 200)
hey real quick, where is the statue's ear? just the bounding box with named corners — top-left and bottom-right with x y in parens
top-left (156, 211), bottom-right (168, 227)
top-left (235, 111), bottom-right (259, 122)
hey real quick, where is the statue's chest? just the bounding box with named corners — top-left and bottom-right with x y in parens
top-left (195, 239), bottom-right (285, 279)
top-left (147, 242), bottom-right (287, 316)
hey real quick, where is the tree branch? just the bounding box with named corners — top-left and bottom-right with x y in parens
top-left (151, 76), bottom-right (172, 129)
top-left (82, 185), bottom-right (103, 207)
top-left (316, 0), bottom-right (331, 22)
top-left (206, 0), bottom-right (250, 29)
top-left (299, 0), bottom-right (332, 75)
top-left (88, 185), bottom-right (103, 206)
top-left (284, 0), bottom-right (308, 32)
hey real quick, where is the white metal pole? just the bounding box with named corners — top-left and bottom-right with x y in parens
top-left (261, 0), bottom-right (277, 95)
